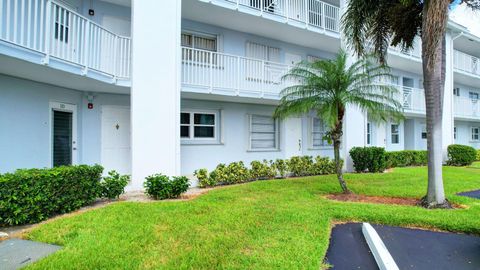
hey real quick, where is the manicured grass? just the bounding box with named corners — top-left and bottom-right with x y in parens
top-left (25, 166), bottom-right (480, 269)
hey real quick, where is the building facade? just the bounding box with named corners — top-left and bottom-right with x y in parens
top-left (1, 0), bottom-right (479, 189)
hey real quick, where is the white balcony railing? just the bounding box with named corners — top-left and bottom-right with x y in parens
top-left (454, 96), bottom-right (480, 118)
top-left (230, 0), bottom-right (340, 32)
top-left (181, 47), bottom-right (293, 97)
top-left (454, 50), bottom-right (480, 77)
top-left (399, 86), bottom-right (425, 112)
top-left (0, 0), bottom-right (131, 80)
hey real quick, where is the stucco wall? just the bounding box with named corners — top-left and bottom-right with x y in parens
top-left (0, 74), bottom-right (129, 173)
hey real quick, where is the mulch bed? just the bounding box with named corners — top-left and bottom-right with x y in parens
top-left (327, 193), bottom-right (421, 206)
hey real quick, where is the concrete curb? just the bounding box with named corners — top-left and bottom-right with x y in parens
top-left (362, 223), bottom-right (399, 270)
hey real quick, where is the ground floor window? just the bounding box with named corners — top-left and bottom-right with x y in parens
top-left (366, 122), bottom-right (371, 145)
top-left (311, 118), bottom-right (330, 148)
top-left (249, 115), bottom-right (279, 151)
top-left (421, 125), bottom-right (427, 139)
top-left (181, 111), bottom-right (217, 140)
top-left (391, 124), bottom-right (400, 144)
top-left (471, 127), bottom-right (479, 141)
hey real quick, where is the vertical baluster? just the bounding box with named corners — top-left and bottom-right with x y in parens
top-left (83, 20), bottom-right (89, 69)
top-left (20, 0), bottom-right (25, 45)
top-left (6, 0), bottom-right (10, 40)
top-left (13, 0), bottom-right (18, 43)
top-left (209, 51), bottom-right (213, 92)
top-left (0, 0), bottom-right (3, 39)
top-left (27, 0), bottom-right (32, 47)
top-left (43, 0), bottom-right (51, 60)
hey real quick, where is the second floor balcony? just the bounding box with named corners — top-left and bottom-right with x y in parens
top-left (454, 96), bottom-right (480, 120)
top-left (454, 50), bottom-right (480, 78)
top-left (0, 0), bottom-right (131, 85)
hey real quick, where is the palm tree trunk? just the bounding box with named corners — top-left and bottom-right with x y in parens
top-left (421, 1), bottom-right (449, 208)
top-left (333, 137), bottom-right (349, 194)
top-left (333, 108), bottom-right (350, 194)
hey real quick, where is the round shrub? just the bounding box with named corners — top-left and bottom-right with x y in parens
top-left (250, 160), bottom-right (276, 180)
top-left (144, 174), bottom-right (190, 200)
top-left (100, 171), bottom-right (130, 199)
top-left (447, 144), bottom-right (477, 166)
top-left (272, 159), bottom-right (288, 178)
top-left (349, 147), bottom-right (386, 173)
top-left (194, 168), bottom-right (216, 188)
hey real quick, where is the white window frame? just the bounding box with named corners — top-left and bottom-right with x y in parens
top-left (310, 117), bottom-right (332, 149)
top-left (367, 122), bottom-right (372, 145)
top-left (180, 110), bottom-right (219, 142)
top-left (471, 126), bottom-right (479, 141)
top-left (181, 30), bottom-right (218, 52)
top-left (391, 124), bottom-right (400, 144)
top-left (248, 114), bottom-right (280, 152)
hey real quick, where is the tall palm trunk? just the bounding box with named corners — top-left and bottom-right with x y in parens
top-left (421, 0), bottom-right (449, 207)
top-left (332, 107), bottom-right (350, 194)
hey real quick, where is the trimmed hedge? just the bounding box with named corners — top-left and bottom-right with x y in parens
top-left (0, 165), bottom-right (103, 226)
top-left (386, 150), bottom-right (428, 168)
top-left (350, 147), bottom-right (429, 172)
top-left (349, 147), bottom-right (387, 173)
top-left (447, 144), bottom-right (476, 166)
top-left (194, 156), bottom-right (339, 188)
top-left (144, 174), bottom-right (190, 200)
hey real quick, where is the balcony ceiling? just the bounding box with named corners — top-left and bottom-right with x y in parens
top-left (99, 0), bottom-right (131, 8)
top-left (0, 54), bottom-right (130, 95)
top-left (182, 0), bottom-right (341, 54)
top-left (454, 35), bottom-right (480, 58)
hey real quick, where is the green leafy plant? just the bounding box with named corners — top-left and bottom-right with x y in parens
top-left (100, 170), bottom-right (130, 199)
top-left (447, 144), bottom-right (477, 166)
top-left (349, 147), bottom-right (387, 173)
top-left (194, 169), bottom-right (216, 188)
top-left (272, 159), bottom-right (288, 178)
top-left (224, 161), bottom-right (250, 184)
top-left (0, 165), bottom-right (103, 226)
top-left (477, 150), bottom-right (480, 161)
top-left (144, 174), bottom-right (190, 200)
top-left (310, 156), bottom-right (337, 175)
top-left (385, 150), bottom-right (428, 168)
top-left (288, 156), bottom-right (314, 177)
top-left (250, 160), bottom-right (276, 180)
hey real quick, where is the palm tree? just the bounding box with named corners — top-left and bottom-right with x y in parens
top-left (342, 0), bottom-right (479, 207)
top-left (274, 51), bottom-right (403, 193)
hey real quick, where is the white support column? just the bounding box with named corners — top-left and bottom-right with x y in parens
top-left (130, 0), bottom-right (182, 190)
top-left (340, 0), bottom-right (367, 171)
top-left (443, 31), bottom-right (455, 161)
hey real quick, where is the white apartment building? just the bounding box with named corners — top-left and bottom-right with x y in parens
top-left (0, 0), bottom-right (479, 189)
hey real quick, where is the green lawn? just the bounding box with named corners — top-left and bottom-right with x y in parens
top-left (25, 166), bottom-right (480, 270)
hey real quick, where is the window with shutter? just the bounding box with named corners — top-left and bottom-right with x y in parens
top-left (246, 42), bottom-right (280, 62)
top-left (249, 115), bottom-right (278, 150)
top-left (307, 55), bottom-right (321, 63)
top-left (181, 32), bottom-right (217, 63)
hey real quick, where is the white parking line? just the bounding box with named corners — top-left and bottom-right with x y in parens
top-left (362, 223), bottom-right (399, 270)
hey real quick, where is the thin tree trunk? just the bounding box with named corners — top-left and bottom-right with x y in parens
top-left (333, 137), bottom-right (349, 194)
top-left (421, 1), bottom-right (449, 208)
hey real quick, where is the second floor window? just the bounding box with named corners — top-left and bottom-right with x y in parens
top-left (469, 92), bottom-right (479, 101)
top-left (181, 32), bottom-right (217, 63)
top-left (246, 42), bottom-right (280, 62)
top-left (391, 124), bottom-right (400, 144)
top-left (54, 7), bottom-right (69, 43)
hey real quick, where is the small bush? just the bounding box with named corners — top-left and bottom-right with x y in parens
top-left (349, 147), bottom-right (386, 173)
top-left (310, 156), bottom-right (337, 175)
top-left (100, 170), bottom-right (130, 199)
top-left (144, 174), bottom-right (190, 200)
top-left (0, 165), bottom-right (103, 226)
top-left (250, 160), bottom-right (276, 180)
top-left (272, 159), bottom-right (288, 178)
top-left (385, 150), bottom-right (428, 168)
top-left (447, 144), bottom-right (477, 166)
top-left (194, 168), bottom-right (216, 188)
top-left (288, 156), bottom-right (314, 177)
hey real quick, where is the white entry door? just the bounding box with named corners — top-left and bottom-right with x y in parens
top-left (101, 106), bottom-right (131, 175)
top-left (284, 117), bottom-right (303, 157)
top-left (285, 52), bottom-right (303, 66)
